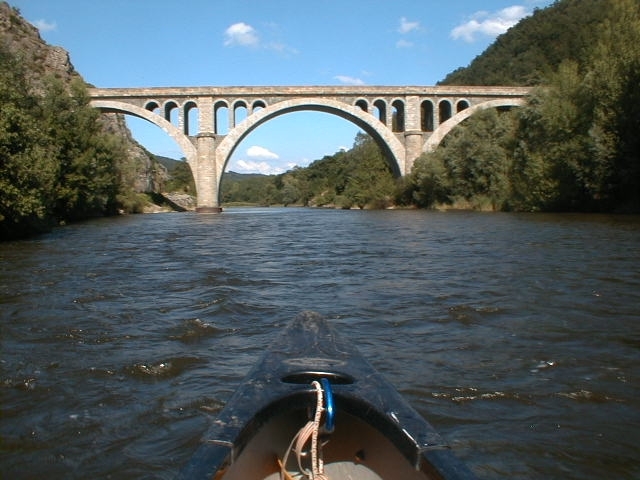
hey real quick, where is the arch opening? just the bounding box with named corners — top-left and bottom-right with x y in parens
top-left (233, 101), bottom-right (248, 128)
top-left (91, 100), bottom-right (198, 187)
top-left (215, 101), bottom-right (229, 135)
top-left (164, 101), bottom-right (179, 126)
top-left (225, 111), bottom-right (361, 177)
top-left (217, 98), bottom-right (407, 207)
top-left (392, 100), bottom-right (405, 132)
top-left (252, 100), bottom-right (267, 112)
top-left (221, 109), bottom-right (399, 206)
top-left (184, 101), bottom-right (198, 136)
top-left (438, 100), bottom-right (452, 124)
top-left (373, 99), bottom-right (387, 125)
top-left (421, 100), bottom-right (434, 132)
top-left (355, 99), bottom-right (368, 112)
top-left (457, 100), bottom-right (469, 113)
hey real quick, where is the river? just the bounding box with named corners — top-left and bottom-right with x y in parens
top-left (1, 208), bottom-right (639, 479)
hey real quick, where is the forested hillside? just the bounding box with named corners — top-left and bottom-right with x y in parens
top-left (440, 0), bottom-right (612, 86)
top-left (409, 0), bottom-right (640, 212)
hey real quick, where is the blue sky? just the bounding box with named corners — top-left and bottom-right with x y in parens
top-left (13, 0), bottom-right (553, 174)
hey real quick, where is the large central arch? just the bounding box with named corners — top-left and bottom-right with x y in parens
top-left (215, 97), bottom-right (407, 199)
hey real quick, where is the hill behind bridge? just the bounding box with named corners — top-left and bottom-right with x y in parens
top-left (440, 0), bottom-right (614, 86)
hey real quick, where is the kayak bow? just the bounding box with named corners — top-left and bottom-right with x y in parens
top-left (177, 311), bottom-right (476, 480)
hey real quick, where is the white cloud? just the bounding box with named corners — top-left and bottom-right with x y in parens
top-left (451, 5), bottom-right (529, 42)
top-left (334, 75), bottom-right (365, 86)
top-left (247, 145), bottom-right (279, 159)
top-left (32, 19), bottom-right (57, 32)
top-left (234, 159), bottom-right (296, 175)
top-left (234, 159), bottom-right (279, 174)
top-left (398, 17), bottom-right (419, 34)
top-left (396, 39), bottom-right (413, 49)
top-left (223, 22), bottom-right (297, 54)
top-left (224, 22), bottom-right (259, 47)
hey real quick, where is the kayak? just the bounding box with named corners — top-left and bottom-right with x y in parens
top-left (177, 311), bottom-right (477, 480)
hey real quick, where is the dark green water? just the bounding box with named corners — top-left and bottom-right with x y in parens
top-left (2, 208), bottom-right (639, 479)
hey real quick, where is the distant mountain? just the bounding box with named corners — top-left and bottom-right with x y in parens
top-left (440, 0), bottom-right (610, 86)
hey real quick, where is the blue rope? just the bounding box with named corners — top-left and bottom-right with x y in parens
top-left (320, 378), bottom-right (335, 433)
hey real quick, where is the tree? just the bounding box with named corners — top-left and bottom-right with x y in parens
top-left (342, 133), bottom-right (396, 209)
top-left (583, 0), bottom-right (640, 211)
top-left (40, 77), bottom-right (124, 220)
top-left (511, 62), bottom-right (596, 211)
top-left (408, 153), bottom-right (451, 208)
top-left (408, 109), bottom-right (517, 210)
top-left (1, 42), bottom-right (131, 239)
top-left (0, 47), bottom-right (57, 237)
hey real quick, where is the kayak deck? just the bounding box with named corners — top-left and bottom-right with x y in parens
top-left (178, 311), bottom-right (476, 480)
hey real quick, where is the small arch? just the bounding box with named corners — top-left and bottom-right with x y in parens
top-left (373, 99), bottom-right (387, 125)
top-left (391, 99), bottom-right (405, 132)
top-left (164, 100), bottom-right (179, 126)
top-left (145, 100), bottom-right (160, 112)
top-left (456, 99), bottom-right (469, 113)
top-left (184, 100), bottom-right (198, 136)
top-left (438, 100), bottom-right (452, 124)
top-left (252, 100), bottom-right (267, 113)
top-left (355, 99), bottom-right (368, 112)
top-left (421, 100), bottom-right (434, 132)
top-left (215, 100), bottom-right (229, 135)
top-left (233, 100), bottom-right (248, 128)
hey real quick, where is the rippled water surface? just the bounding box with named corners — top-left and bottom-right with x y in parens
top-left (1, 208), bottom-right (639, 479)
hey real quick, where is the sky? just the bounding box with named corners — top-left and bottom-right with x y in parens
top-left (12, 0), bottom-right (554, 174)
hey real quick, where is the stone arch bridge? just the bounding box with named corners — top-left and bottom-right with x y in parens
top-left (89, 85), bottom-right (531, 212)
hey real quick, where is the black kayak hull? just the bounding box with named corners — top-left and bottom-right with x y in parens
top-left (177, 311), bottom-right (477, 479)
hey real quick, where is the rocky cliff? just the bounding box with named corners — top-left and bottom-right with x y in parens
top-left (0, 2), bottom-right (168, 193)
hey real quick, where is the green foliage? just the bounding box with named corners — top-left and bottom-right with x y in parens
top-left (408, 109), bottom-right (518, 210)
top-left (583, 0), bottom-right (640, 211)
top-left (220, 133), bottom-right (398, 209)
top-left (0, 43), bottom-right (131, 239)
top-left (511, 62), bottom-right (597, 211)
top-left (221, 172), bottom-right (278, 206)
top-left (162, 158), bottom-right (196, 193)
top-left (274, 133), bottom-right (397, 209)
top-left (510, 0), bottom-right (640, 212)
top-left (406, 154), bottom-right (451, 208)
top-left (0, 47), bottom-right (57, 236)
top-left (40, 77), bottom-right (123, 220)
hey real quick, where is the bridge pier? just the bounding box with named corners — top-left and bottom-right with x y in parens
top-left (403, 130), bottom-right (424, 174)
top-left (195, 132), bottom-right (222, 213)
